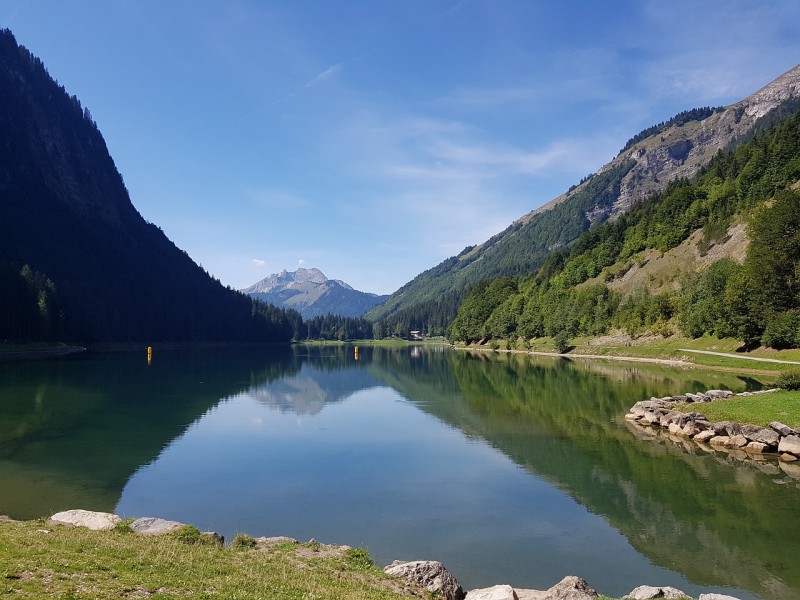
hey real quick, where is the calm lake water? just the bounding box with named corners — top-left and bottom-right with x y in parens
top-left (1, 345), bottom-right (797, 599)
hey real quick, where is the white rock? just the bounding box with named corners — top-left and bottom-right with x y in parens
top-left (625, 585), bottom-right (687, 599)
top-left (545, 576), bottom-right (597, 599)
top-left (130, 517), bottom-right (185, 535)
top-left (698, 594), bottom-right (741, 600)
top-left (465, 584), bottom-right (518, 600)
top-left (49, 509), bottom-right (121, 531)
top-left (384, 560), bottom-right (464, 600)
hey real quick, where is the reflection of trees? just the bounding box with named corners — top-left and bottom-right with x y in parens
top-left (0, 347), bottom-right (296, 518)
top-left (370, 350), bottom-right (796, 600)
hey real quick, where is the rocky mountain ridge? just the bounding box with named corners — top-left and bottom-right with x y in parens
top-left (368, 63), bottom-right (800, 331)
top-left (242, 268), bottom-right (387, 319)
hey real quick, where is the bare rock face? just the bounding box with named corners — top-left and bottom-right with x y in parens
top-left (466, 584), bottom-right (518, 600)
top-left (49, 509), bottom-right (121, 531)
top-left (384, 560), bottom-right (465, 600)
top-left (599, 64), bottom-right (800, 219)
top-left (624, 585), bottom-right (688, 599)
top-left (544, 576), bottom-right (597, 600)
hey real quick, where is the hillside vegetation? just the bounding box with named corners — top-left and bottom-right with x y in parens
top-left (368, 65), bottom-right (800, 337)
top-left (448, 111), bottom-right (800, 349)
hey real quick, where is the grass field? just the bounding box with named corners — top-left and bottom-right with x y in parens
top-left (0, 519), bottom-right (410, 600)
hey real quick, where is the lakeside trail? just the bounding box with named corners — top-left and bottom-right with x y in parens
top-left (679, 348), bottom-right (800, 365)
top-left (528, 349), bottom-right (692, 367)
top-left (455, 345), bottom-right (792, 375)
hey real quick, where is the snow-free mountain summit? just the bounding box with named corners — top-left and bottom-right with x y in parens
top-left (242, 268), bottom-right (388, 319)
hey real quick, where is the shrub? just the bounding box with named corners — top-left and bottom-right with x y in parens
top-left (554, 331), bottom-right (571, 354)
top-left (170, 525), bottom-right (203, 545)
top-left (232, 533), bottom-right (258, 549)
top-left (343, 548), bottom-right (375, 571)
top-left (777, 369), bottom-right (800, 390)
top-left (170, 525), bottom-right (222, 546)
top-left (762, 310), bottom-right (800, 349)
top-left (113, 518), bottom-right (135, 534)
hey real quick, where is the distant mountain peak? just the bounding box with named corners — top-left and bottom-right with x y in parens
top-left (241, 268), bottom-right (387, 319)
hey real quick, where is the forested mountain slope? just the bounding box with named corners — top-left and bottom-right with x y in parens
top-left (448, 109), bottom-right (800, 349)
top-left (0, 29), bottom-right (294, 343)
top-left (368, 64), bottom-right (800, 336)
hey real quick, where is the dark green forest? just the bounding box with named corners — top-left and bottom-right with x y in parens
top-left (0, 30), bottom-right (305, 344)
top-left (448, 110), bottom-right (800, 349)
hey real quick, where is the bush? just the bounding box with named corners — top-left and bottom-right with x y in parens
top-left (554, 331), bottom-right (571, 354)
top-left (232, 533), bottom-right (258, 549)
top-left (343, 548), bottom-right (375, 571)
top-left (170, 525), bottom-right (203, 545)
top-left (777, 369), bottom-right (800, 390)
top-left (762, 310), bottom-right (800, 349)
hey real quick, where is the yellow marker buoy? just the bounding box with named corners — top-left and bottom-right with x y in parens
top-left (354, 346), bottom-right (359, 361)
top-left (147, 346), bottom-right (153, 365)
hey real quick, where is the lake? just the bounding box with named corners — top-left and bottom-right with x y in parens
top-left (1, 344), bottom-right (797, 599)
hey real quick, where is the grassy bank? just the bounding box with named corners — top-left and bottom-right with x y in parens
top-left (0, 518), bottom-right (410, 599)
top-left (676, 390), bottom-right (800, 428)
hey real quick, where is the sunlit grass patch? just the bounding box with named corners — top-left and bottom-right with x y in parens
top-left (690, 390), bottom-right (800, 428)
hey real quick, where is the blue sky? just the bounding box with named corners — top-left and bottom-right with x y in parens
top-left (3, 1), bottom-right (800, 294)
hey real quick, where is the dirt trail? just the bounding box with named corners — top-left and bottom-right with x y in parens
top-left (679, 348), bottom-right (800, 365)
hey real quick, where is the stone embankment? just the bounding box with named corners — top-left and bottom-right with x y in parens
top-left (43, 509), bottom-right (744, 600)
top-left (625, 389), bottom-right (800, 474)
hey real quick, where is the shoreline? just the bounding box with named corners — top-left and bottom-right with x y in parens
top-left (1, 510), bottom-right (751, 600)
top-left (452, 344), bottom-right (789, 376)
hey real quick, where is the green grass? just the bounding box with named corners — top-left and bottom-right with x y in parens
top-left (684, 390), bottom-right (800, 428)
top-left (0, 518), bottom-right (410, 599)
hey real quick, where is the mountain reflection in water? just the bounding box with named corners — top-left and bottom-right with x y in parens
top-left (1, 345), bottom-right (795, 599)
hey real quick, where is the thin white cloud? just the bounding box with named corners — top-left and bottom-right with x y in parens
top-left (251, 258), bottom-right (265, 267)
top-left (303, 63), bottom-right (343, 89)
top-left (273, 62), bottom-right (343, 104)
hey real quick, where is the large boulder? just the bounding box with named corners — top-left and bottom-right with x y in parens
top-left (624, 585), bottom-right (688, 599)
top-left (770, 422), bottom-right (793, 436)
top-left (49, 509), bottom-right (121, 531)
top-left (544, 576), bottom-right (597, 599)
top-left (740, 425), bottom-right (780, 446)
top-left (465, 584), bottom-right (518, 600)
top-left (130, 517), bottom-right (185, 535)
top-left (384, 560), bottom-right (465, 600)
top-left (778, 435), bottom-right (800, 457)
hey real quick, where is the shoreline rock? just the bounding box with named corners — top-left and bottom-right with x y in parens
top-left (625, 388), bottom-right (800, 478)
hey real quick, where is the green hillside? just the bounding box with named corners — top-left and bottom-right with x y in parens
top-left (367, 159), bottom-right (636, 335)
top-left (368, 65), bottom-right (800, 338)
top-left (448, 110), bottom-right (800, 349)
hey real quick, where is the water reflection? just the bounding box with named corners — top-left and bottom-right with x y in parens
top-left (1, 346), bottom-right (797, 598)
